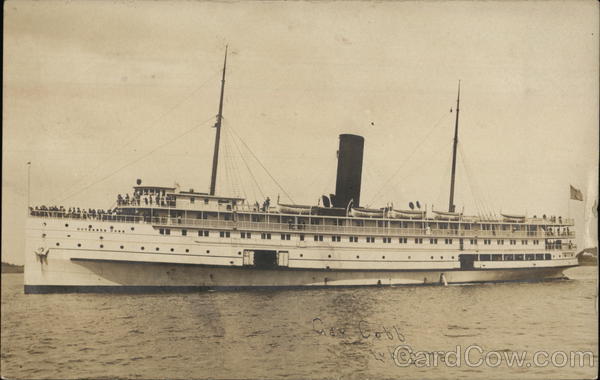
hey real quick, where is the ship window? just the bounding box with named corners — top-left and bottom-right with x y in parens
top-left (510, 240), bottom-right (516, 245)
top-left (170, 248), bottom-right (174, 252)
top-left (349, 236), bottom-right (358, 243)
top-left (204, 199), bottom-right (209, 204)
top-left (479, 254), bottom-right (491, 261)
top-left (535, 254), bottom-right (544, 260)
top-left (65, 223), bottom-right (69, 227)
top-left (156, 247), bottom-right (160, 251)
top-left (281, 234), bottom-right (291, 240)
top-left (497, 240), bottom-right (504, 245)
top-left (160, 228), bottom-right (164, 234)
top-left (220, 231), bottom-right (224, 237)
top-left (190, 197), bottom-right (195, 204)
top-left (56, 242), bottom-right (60, 246)
top-left (382, 256), bottom-right (386, 259)
top-left (492, 254), bottom-right (502, 261)
top-left (185, 249), bottom-right (189, 253)
top-left (504, 254), bottom-right (514, 261)
top-left (77, 243), bottom-right (81, 247)
top-left (314, 235), bottom-right (323, 241)
top-left (430, 256), bottom-right (434, 259)
top-left (300, 254), bottom-right (303, 257)
top-left (328, 254), bottom-right (331, 258)
top-left (522, 240), bottom-right (528, 245)
top-left (544, 253), bottom-right (551, 260)
top-left (182, 229), bottom-right (187, 236)
top-left (332, 235), bottom-right (341, 242)
top-left (131, 227), bottom-right (135, 231)
top-left (300, 234), bottom-right (305, 241)
top-left (166, 229), bottom-right (170, 235)
top-left (100, 245), bottom-right (103, 248)
top-left (120, 245), bottom-right (124, 249)
top-left (430, 238), bottom-right (438, 244)
top-left (141, 246), bottom-right (145, 250)
top-left (261, 233), bottom-right (271, 240)
top-left (515, 254), bottom-right (524, 261)
top-left (525, 254), bottom-right (535, 260)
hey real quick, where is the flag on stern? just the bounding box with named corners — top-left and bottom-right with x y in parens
top-left (570, 185), bottom-right (584, 201)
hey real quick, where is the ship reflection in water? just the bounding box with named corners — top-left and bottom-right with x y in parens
top-left (1, 266), bottom-right (597, 379)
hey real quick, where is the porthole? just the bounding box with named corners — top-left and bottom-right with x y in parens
top-left (77, 243), bottom-right (81, 247)
top-left (238, 251), bottom-right (241, 255)
top-left (56, 242), bottom-right (60, 246)
top-left (100, 245), bottom-right (104, 248)
top-left (440, 256), bottom-right (444, 259)
top-left (67, 234), bottom-right (71, 238)
top-left (206, 250), bottom-right (210, 253)
top-left (43, 222), bottom-right (47, 226)
top-left (141, 246), bottom-right (145, 250)
top-left (155, 247), bottom-right (159, 251)
top-left (131, 227), bottom-right (135, 231)
top-left (170, 248), bottom-right (174, 252)
top-left (120, 245), bottom-right (124, 249)
top-left (42, 233), bottom-right (46, 238)
top-left (408, 256), bottom-right (411, 259)
top-left (89, 225), bottom-right (92, 229)
top-left (382, 256), bottom-right (386, 259)
top-left (451, 256), bottom-right (455, 259)
top-left (328, 254), bottom-right (331, 258)
top-left (300, 254), bottom-right (304, 257)
top-left (356, 255), bottom-right (360, 259)
top-left (65, 223), bottom-right (69, 227)
top-left (229, 261), bottom-right (234, 265)
top-left (430, 256), bottom-right (434, 259)
top-left (185, 249), bottom-right (189, 253)
top-left (326, 266), bottom-right (330, 269)
top-left (100, 236), bottom-right (104, 240)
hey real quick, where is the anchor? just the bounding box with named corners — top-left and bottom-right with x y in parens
top-left (35, 247), bottom-right (49, 264)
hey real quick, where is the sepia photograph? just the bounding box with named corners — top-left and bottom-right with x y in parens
top-left (2, 0), bottom-right (598, 379)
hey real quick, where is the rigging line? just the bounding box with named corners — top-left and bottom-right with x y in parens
top-left (222, 128), bottom-right (240, 198)
top-left (226, 122), bottom-right (265, 200)
top-left (227, 124), bottom-right (295, 204)
top-left (366, 111), bottom-right (452, 207)
top-left (458, 143), bottom-right (496, 218)
top-left (458, 148), bottom-right (484, 218)
top-left (225, 129), bottom-right (244, 199)
top-left (226, 128), bottom-right (249, 201)
top-left (50, 70), bottom-right (222, 205)
top-left (57, 115), bottom-right (216, 203)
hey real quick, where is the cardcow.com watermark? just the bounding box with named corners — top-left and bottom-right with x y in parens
top-left (391, 344), bottom-right (595, 368)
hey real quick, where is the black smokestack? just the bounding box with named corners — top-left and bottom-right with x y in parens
top-left (333, 134), bottom-right (364, 209)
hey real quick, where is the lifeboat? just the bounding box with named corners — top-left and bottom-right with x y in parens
top-left (387, 209), bottom-right (426, 219)
top-left (432, 210), bottom-right (462, 220)
top-left (276, 203), bottom-right (313, 215)
top-left (350, 207), bottom-right (385, 218)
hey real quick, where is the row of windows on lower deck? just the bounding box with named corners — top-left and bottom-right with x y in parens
top-left (477, 253), bottom-right (552, 261)
top-left (159, 228), bottom-right (546, 246)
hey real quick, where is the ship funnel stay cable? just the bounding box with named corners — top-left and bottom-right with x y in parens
top-left (49, 69), bottom-right (222, 205)
top-left (57, 115), bottom-right (216, 204)
top-left (366, 110), bottom-right (451, 208)
top-left (225, 125), bottom-right (265, 202)
top-left (227, 123), bottom-right (295, 204)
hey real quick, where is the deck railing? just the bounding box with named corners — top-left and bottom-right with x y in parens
top-left (29, 212), bottom-right (576, 239)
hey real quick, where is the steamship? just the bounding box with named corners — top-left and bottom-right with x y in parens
top-left (24, 49), bottom-right (578, 293)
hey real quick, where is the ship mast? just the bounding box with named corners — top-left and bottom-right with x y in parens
top-left (448, 80), bottom-right (460, 213)
top-left (209, 45), bottom-right (228, 196)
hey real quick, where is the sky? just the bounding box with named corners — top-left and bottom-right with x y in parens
top-left (3, 0), bottom-right (598, 265)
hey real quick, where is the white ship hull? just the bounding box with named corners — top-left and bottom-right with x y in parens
top-left (24, 217), bottom-right (578, 293)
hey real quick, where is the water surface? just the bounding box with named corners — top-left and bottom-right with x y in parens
top-left (1, 267), bottom-right (597, 379)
